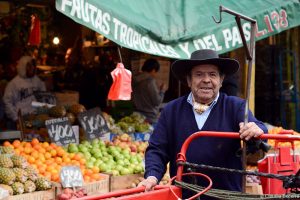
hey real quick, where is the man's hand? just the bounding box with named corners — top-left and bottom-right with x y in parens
top-left (137, 176), bottom-right (157, 192)
top-left (239, 122), bottom-right (264, 141)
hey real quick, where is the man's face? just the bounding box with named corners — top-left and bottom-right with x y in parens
top-left (187, 64), bottom-right (224, 104)
top-left (26, 60), bottom-right (36, 78)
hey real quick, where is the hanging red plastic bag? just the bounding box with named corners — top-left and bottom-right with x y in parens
top-left (28, 14), bottom-right (41, 46)
top-left (108, 63), bottom-right (132, 100)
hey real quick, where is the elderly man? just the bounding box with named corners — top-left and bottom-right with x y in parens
top-left (139, 49), bottom-right (267, 199)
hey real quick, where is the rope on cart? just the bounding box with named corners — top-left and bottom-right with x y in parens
top-left (174, 180), bottom-right (300, 200)
top-left (178, 161), bottom-right (300, 190)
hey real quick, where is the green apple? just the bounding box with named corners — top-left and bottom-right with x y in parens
top-left (68, 143), bottom-right (79, 153)
top-left (83, 151), bottom-right (92, 160)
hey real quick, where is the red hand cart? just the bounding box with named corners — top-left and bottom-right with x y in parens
top-left (73, 131), bottom-right (300, 200)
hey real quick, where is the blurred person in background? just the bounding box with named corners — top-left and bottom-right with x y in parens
top-left (3, 55), bottom-right (46, 129)
top-left (132, 58), bottom-right (167, 125)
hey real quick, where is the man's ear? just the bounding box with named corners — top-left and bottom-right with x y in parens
top-left (220, 74), bottom-right (225, 83)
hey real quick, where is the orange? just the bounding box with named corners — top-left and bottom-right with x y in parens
top-left (73, 154), bottom-right (81, 161)
top-left (31, 151), bottom-right (39, 159)
top-left (33, 144), bottom-right (42, 151)
top-left (45, 152), bottom-right (52, 159)
top-left (24, 147), bottom-right (32, 154)
top-left (3, 141), bottom-right (11, 147)
top-left (14, 149), bottom-right (21, 155)
top-left (31, 138), bottom-right (39, 146)
top-left (12, 140), bottom-right (21, 148)
top-left (56, 148), bottom-right (66, 157)
top-left (27, 156), bottom-right (35, 164)
top-left (79, 158), bottom-right (86, 165)
top-left (24, 142), bottom-right (32, 148)
top-left (55, 157), bottom-right (63, 164)
top-left (52, 173), bottom-right (60, 182)
top-left (42, 142), bottom-right (49, 148)
top-left (50, 149), bottom-right (57, 157)
top-left (44, 171), bottom-right (52, 180)
top-left (83, 175), bottom-right (91, 183)
top-left (92, 166), bottom-right (100, 174)
top-left (91, 173), bottom-right (101, 181)
top-left (50, 143), bottom-right (57, 149)
top-left (39, 147), bottom-right (46, 154)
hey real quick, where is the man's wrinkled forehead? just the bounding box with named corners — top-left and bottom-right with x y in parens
top-left (190, 64), bottom-right (221, 74)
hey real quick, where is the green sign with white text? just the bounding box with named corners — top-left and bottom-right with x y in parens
top-left (56, 0), bottom-right (300, 58)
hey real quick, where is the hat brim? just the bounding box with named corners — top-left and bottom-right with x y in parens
top-left (171, 58), bottom-right (239, 83)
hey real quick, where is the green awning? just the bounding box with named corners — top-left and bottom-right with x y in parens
top-left (56, 0), bottom-right (300, 59)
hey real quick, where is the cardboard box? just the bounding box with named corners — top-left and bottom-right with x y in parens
top-left (109, 173), bottom-right (144, 192)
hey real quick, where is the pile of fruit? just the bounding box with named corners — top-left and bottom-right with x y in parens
top-left (103, 112), bottom-right (153, 135)
top-left (67, 138), bottom-right (145, 176)
top-left (23, 103), bottom-right (86, 129)
top-left (0, 146), bottom-right (51, 196)
top-left (57, 188), bottom-right (87, 200)
top-left (3, 139), bottom-right (105, 183)
top-left (267, 126), bottom-right (300, 147)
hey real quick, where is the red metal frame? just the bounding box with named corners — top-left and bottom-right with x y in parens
top-left (176, 130), bottom-right (299, 181)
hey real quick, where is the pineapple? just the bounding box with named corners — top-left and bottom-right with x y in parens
top-left (68, 104), bottom-right (86, 115)
top-left (24, 180), bottom-right (36, 193)
top-left (35, 177), bottom-right (52, 191)
top-left (0, 146), bottom-right (14, 154)
top-left (0, 184), bottom-right (13, 195)
top-left (0, 155), bottom-right (13, 168)
top-left (25, 166), bottom-right (38, 181)
top-left (0, 168), bottom-right (15, 185)
top-left (49, 106), bottom-right (67, 118)
top-left (11, 155), bottom-right (28, 169)
top-left (11, 182), bottom-right (24, 195)
top-left (13, 168), bottom-right (28, 183)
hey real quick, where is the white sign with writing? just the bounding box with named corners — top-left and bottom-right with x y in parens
top-left (60, 166), bottom-right (83, 188)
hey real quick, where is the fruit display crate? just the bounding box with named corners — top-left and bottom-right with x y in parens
top-left (109, 173), bottom-right (144, 192)
top-left (53, 174), bottom-right (110, 197)
top-left (8, 189), bottom-right (55, 200)
top-left (245, 183), bottom-right (263, 194)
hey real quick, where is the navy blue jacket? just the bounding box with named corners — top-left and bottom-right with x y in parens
top-left (144, 93), bottom-right (267, 198)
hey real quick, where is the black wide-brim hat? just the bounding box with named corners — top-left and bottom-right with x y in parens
top-left (171, 49), bottom-right (240, 83)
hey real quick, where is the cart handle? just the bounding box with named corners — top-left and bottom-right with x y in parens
top-left (169, 172), bottom-right (212, 200)
top-left (74, 185), bottom-right (172, 200)
top-left (176, 131), bottom-right (300, 181)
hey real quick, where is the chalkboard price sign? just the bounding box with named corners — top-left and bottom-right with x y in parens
top-left (60, 166), bottom-right (83, 188)
top-left (45, 117), bottom-right (78, 146)
top-left (78, 107), bottom-right (110, 140)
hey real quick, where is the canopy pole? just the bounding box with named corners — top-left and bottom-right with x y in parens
top-left (213, 6), bottom-right (256, 193)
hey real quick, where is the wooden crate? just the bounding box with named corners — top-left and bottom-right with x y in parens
top-left (8, 189), bottom-right (55, 200)
top-left (53, 174), bottom-right (109, 197)
top-left (54, 90), bottom-right (79, 106)
top-left (246, 183), bottom-right (263, 194)
top-left (109, 173), bottom-right (144, 192)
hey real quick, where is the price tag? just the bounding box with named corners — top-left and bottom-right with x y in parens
top-left (60, 166), bottom-right (83, 188)
top-left (78, 107), bottom-right (110, 140)
top-left (45, 117), bottom-right (78, 146)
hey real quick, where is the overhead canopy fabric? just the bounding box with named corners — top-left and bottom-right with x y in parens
top-left (56, 0), bottom-right (300, 59)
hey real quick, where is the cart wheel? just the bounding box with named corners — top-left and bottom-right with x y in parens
top-left (169, 172), bottom-right (212, 200)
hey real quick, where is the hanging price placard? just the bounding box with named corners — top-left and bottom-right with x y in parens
top-left (45, 117), bottom-right (78, 146)
top-left (78, 107), bottom-right (110, 140)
